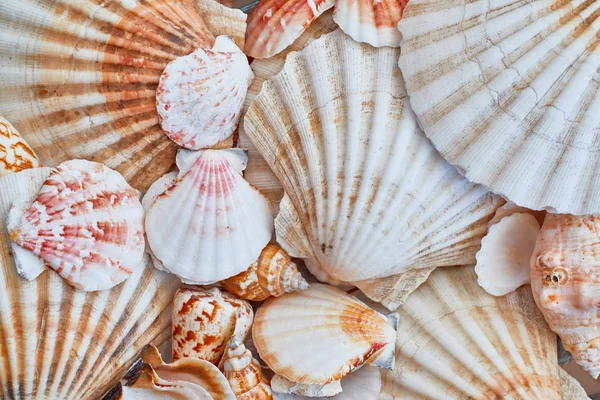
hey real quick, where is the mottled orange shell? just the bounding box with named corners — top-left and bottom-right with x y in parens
top-left (0, 116), bottom-right (40, 176)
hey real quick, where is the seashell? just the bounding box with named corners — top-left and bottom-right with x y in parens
top-left (488, 201), bottom-right (546, 228)
top-left (380, 266), bottom-right (564, 399)
top-left (271, 375), bottom-right (342, 397)
top-left (156, 36), bottom-right (254, 150)
top-left (0, 168), bottom-right (180, 399)
top-left (558, 368), bottom-right (589, 400)
top-left (398, 0), bottom-right (600, 214)
top-left (272, 366), bottom-right (381, 399)
top-left (9, 159), bottom-right (145, 291)
top-left (531, 214), bottom-right (600, 379)
top-left (475, 213), bottom-right (540, 296)
top-left (146, 148), bottom-right (273, 284)
top-left (252, 283), bottom-right (398, 385)
top-left (221, 243), bottom-right (310, 301)
top-left (0, 116), bottom-right (40, 176)
top-left (244, 30), bottom-right (502, 307)
top-left (221, 336), bottom-right (273, 399)
top-left (0, 0), bottom-right (246, 192)
top-left (172, 286), bottom-right (253, 364)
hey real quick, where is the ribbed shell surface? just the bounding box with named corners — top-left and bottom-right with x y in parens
top-left (399, 0), bottom-right (600, 214)
top-left (380, 266), bottom-right (562, 399)
top-left (0, 168), bottom-right (180, 399)
top-left (0, 0), bottom-right (246, 191)
top-left (244, 30), bottom-right (502, 290)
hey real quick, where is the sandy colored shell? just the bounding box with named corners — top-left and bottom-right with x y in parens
top-left (0, 168), bottom-right (180, 399)
top-left (157, 36), bottom-right (253, 150)
top-left (531, 214), bottom-right (600, 379)
top-left (9, 159), bottom-right (145, 291)
top-left (399, 0), bottom-right (600, 214)
top-left (0, 0), bottom-right (246, 192)
top-left (253, 283), bottom-right (398, 385)
top-left (145, 149), bottom-right (273, 284)
top-left (0, 116), bottom-right (40, 176)
top-left (380, 266), bottom-right (564, 399)
top-left (221, 336), bottom-right (273, 399)
top-left (221, 243), bottom-right (309, 301)
top-left (172, 287), bottom-right (253, 364)
top-left (244, 30), bottom-right (502, 307)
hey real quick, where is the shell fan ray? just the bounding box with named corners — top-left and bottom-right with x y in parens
top-left (0, 168), bottom-right (180, 399)
top-left (381, 266), bottom-right (564, 399)
top-left (244, 30), bottom-right (503, 300)
top-left (399, 0), bottom-right (600, 214)
top-left (145, 149), bottom-right (273, 284)
top-left (0, 0), bottom-right (246, 191)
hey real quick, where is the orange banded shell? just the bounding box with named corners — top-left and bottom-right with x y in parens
top-left (0, 116), bottom-right (40, 176)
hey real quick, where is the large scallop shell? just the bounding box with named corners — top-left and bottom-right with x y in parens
top-left (0, 116), bottom-right (40, 176)
top-left (252, 283), bottom-right (398, 385)
top-left (530, 214), bottom-right (600, 379)
top-left (172, 286), bottom-right (253, 364)
top-left (145, 149), bottom-right (273, 284)
top-left (398, 0), bottom-right (600, 214)
top-left (380, 266), bottom-right (564, 399)
top-left (0, 168), bottom-right (180, 399)
top-left (244, 30), bottom-right (503, 307)
top-left (9, 159), bottom-right (145, 291)
top-left (0, 0), bottom-right (246, 191)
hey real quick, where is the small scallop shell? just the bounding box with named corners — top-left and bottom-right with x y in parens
top-left (156, 36), bottom-right (254, 150)
top-left (221, 336), bottom-right (273, 399)
top-left (0, 116), bottom-right (40, 176)
top-left (9, 159), bottom-right (145, 291)
top-left (221, 243), bottom-right (310, 301)
top-left (252, 283), bottom-right (398, 385)
top-left (172, 287), bottom-right (253, 364)
top-left (145, 148), bottom-right (273, 284)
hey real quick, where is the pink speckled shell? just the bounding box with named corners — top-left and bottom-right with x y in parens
top-left (9, 159), bottom-right (145, 291)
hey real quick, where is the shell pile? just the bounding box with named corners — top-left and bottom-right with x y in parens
top-left (1, 0), bottom-right (598, 397)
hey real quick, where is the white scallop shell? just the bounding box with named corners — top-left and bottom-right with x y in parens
top-left (156, 36), bottom-right (254, 150)
top-left (145, 148), bottom-right (273, 284)
top-left (398, 0), bottom-right (600, 214)
top-left (0, 168), bottom-right (180, 399)
top-left (244, 30), bottom-right (502, 306)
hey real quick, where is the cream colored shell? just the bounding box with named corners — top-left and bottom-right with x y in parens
top-left (0, 0), bottom-right (246, 191)
top-left (0, 116), bottom-right (40, 176)
top-left (244, 30), bottom-right (502, 306)
top-left (398, 0), bottom-right (600, 214)
top-left (0, 168), bottom-right (180, 399)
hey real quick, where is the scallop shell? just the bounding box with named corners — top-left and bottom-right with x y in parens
top-left (0, 0), bottom-right (246, 191)
top-left (252, 283), bottom-right (398, 385)
top-left (0, 168), bottom-right (180, 399)
top-left (156, 36), bottom-right (253, 150)
top-left (488, 201), bottom-right (546, 228)
top-left (0, 116), bottom-right (40, 176)
top-left (531, 214), bottom-right (600, 379)
top-left (475, 213), bottom-right (540, 296)
top-left (221, 336), bottom-right (273, 399)
top-left (172, 286), bottom-right (253, 364)
top-left (380, 266), bottom-right (563, 399)
top-left (398, 0), bottom-right (600, 214)
top-left (221, 243), bottom-right (310, 301)
top-left (9, 159), bottom-right (145, 291)
top-left (146, 149), bottom-right (273, 284)
top-left (271, 375), bottom-right (342, 397)
top-left (244, 30), bottom-right (503, 306)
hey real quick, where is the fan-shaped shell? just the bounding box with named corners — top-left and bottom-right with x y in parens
top-left (172, 287), bottom-right (253, 364)
top-left (0, 116), bottom-right (40, 176)
top-left (9, 159), bottom-right (145, 291)
top-left (221, 243), bottom-right (310, 301)
top-left (145, 149), bottom-right (273, 284)
top-left (398, 0), bottom-right (600, 214)
top-left (252, 283), bottom-right (398, 385)
top-left (0, 0), bottom-right (246, 191)
top-left (380, 266), bottom-right (563, 399)
top-left (244, 30), bottom-right (502, 306)
top-left (221, 336), bottom-right (273, 399)
top-left (0, 168), bottom-right (180, 399)
top-left (531, 214), bottom-right (600, 379)
top-left (156, 36), bottom-right (253, 150)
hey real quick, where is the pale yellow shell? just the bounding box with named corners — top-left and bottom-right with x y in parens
top-left (531, 214), bottom-right (600, 379)
top-left (0, 116), bottom-right (40, 176)
top-left (221, 243), bottom-right (309, 301)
